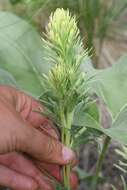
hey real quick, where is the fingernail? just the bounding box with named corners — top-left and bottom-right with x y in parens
top-left (62, 147), bottom-right (75, 162)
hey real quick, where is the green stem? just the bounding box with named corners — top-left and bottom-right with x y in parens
top-left (91, 136), bottom-right (111, 190)
top-left (63, 130), bottom-right (71, 189)
top-left (60, 109), bottom-right (73, 190)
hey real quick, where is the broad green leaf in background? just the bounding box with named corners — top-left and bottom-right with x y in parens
top-left (72, 101), bottom-right (103, 148)
top-left (86, 56), bottom-right (127, 119)
top-left (104, 105), bottom-right (127, 145)
top-left (0, 11), bottom-right (51, 96)
top-left (81, 56), bottom-right (127, 145)
top-left (73, 102), bottom-right (101, 130)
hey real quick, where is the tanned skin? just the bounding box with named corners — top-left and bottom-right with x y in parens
top-left (0, 85), bottom-right (77, 190)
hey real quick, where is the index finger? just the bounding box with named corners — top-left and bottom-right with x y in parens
top-left (19, 123), bottom-right (76, 166)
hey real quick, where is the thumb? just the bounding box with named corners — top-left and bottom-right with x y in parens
top-left (17, 123), bottom-right (76, 165)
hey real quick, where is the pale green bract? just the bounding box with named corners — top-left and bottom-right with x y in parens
top-left (40, 9), bottom-right (89, 124)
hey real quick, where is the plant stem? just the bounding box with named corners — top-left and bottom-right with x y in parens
top-left (91, 136), bottom-right (111, 190)
top-left (60, 109), bottom-right (73, 190)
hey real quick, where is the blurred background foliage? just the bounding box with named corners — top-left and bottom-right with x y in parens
top-left (1, 0), bottom-right (127, 68)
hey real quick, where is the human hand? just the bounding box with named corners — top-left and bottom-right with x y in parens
top-left (0, 85), bottom-right (77, 190)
